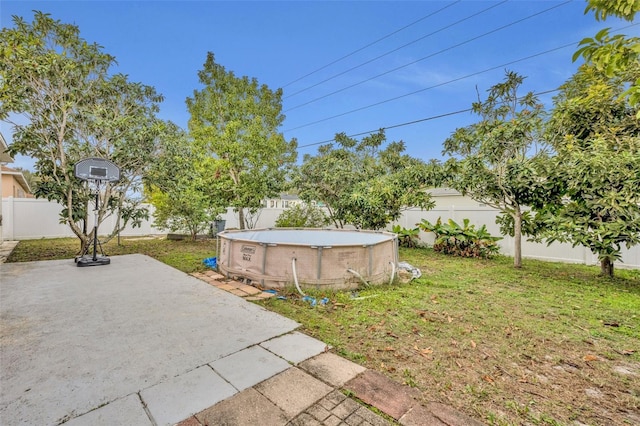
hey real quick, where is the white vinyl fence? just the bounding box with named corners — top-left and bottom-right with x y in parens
top-left (1, 197), bottom-right (165, 240)
top-left (2, 196), bottom-right (638, 269)
top-left (396, 206), bottom-right (639, 270)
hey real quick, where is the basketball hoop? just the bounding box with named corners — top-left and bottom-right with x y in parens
top-left (74, 158), bottom-right (120, 267)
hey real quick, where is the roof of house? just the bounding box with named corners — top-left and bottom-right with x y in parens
top-left (1, 132), bottom-right (13, 164)
top-left (279, 194), bottom-right (301, 201)
top-left (1, 165), bottom-right (31, 194)
top-left (428, 187), bottom-right (462, 197)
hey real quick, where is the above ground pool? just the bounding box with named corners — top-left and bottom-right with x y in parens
top-left (216, 228), bottom-right (399, 290)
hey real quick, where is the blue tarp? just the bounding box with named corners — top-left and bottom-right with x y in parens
top-left (202, 257), bottom-right (217, 269)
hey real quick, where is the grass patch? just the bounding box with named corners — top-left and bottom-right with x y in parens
top-left (6, 236), bottom-right (216, 273)
top-left (6, 240), bottom-right (639, 425)
top-left (260, 248), bottom-right (640, 425)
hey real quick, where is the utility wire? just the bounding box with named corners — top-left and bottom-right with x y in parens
top-left (281, 1), bottom-right (461, 89)
top-left (283, 21), bottom-right (638, 134)
top-left (284, 43), bottom-right (574, 133)
top-left (284, 0), bottom-right (571, 112)
top-left (297, 108), bottom-right (472, 149)
top-left (296, 88), bottom-right (560, 150)
top-left (284, 0), bottom-right (507, 99)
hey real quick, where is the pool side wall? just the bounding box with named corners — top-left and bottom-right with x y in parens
top-left (217, 228), bottom-right (398, 290)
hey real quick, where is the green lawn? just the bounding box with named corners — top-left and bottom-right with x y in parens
top-left (7, 238), bottom-right (640, 425)
top-left (262, 249), bottom-right (640, 426)
top-left (6, 236), bottom-right (216, 273)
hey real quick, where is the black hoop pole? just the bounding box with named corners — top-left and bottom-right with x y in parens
top-left (92, 185), bottom-right (99, 261)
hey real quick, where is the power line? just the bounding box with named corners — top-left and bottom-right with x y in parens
top-left (284, 42), bottom-right (576, 133)
top-left (284, 0), bottom-right (571, 112)
top-left (280, 1), bottom-right (461, 89)
top-left (297, 108), bottom-right (472, 149)
top-left (284, 0), bottom-right (507, 100)
top-left (286, 11), bottom-right (638, 149)
top-left (296, 88), bottom-right (560, 150)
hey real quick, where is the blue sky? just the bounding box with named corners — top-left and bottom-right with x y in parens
top-left (1, 1), bottom-right (637, 170)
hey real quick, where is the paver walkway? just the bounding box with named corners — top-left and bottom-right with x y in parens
top-left (0, 240), bottom-right (18, 263)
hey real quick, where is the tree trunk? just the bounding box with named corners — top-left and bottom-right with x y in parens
top-left (600, 258), bottom-right (614, 277)
top-left (79, 233), bottom-right (91, 256)
top-left (513, 209), bottom-right (522, 269)
top-left (238, 208), bottom-right (246, 230)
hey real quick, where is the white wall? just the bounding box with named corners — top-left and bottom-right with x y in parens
top-left (2, 196), bottom-right (639, 270)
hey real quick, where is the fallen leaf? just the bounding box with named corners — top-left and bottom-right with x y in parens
top-left (386, 332), bottom-right (399, 339)
top-left (413, 345), bottom-right (433, 357)
top-left (482, 375), bottom-right (494, 383)
top-left (384, 346), bottom-right (395, 351)
top-left (583, 354), bottom-right (599, 362)
top-left (447, 316), bottom-right (453, 323)
top-left (622, 349), bottom-right (635, 356)
top-left (470, 340), bottom-right (477, 349)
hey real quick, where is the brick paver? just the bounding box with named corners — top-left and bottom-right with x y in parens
top-left (291, 390), bottom-right (393, 425)
top-left (347, 370), bottom-right (420, 420)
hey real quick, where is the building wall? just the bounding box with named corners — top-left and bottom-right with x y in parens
top-left (1, 174), bottom-right (29, 198)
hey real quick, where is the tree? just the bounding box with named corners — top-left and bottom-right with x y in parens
top-left (145, 125), bottom-right (227, 240)
top-left (274, 203), bottom-right (330, 228)
top-left (186, 52), bottom-right (297, 230)
top-left (584, 0), bottom-right (639, 20)
top-left (0, 12), bottom-right (165, 254)
top-left (575, 0), bottom-right (640, 116)
top-left (13, 167), bottom-right (38, 191)
top-left (442, 70), bottom-right (546, 268)
top-left (532, 63), bottom-right (640, 277)
top-left (294, 130), bottom-right (436, 230)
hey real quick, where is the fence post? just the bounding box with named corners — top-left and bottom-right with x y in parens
top-left (4, 196), bottom-right (15, 241)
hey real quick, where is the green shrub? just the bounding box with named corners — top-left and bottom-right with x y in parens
top-left (275, 203), bottom-right (330, 228)
top-left (391, 225), bottom-right (421, 248)
top-left (418, 217), bottom-right (501, 258)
